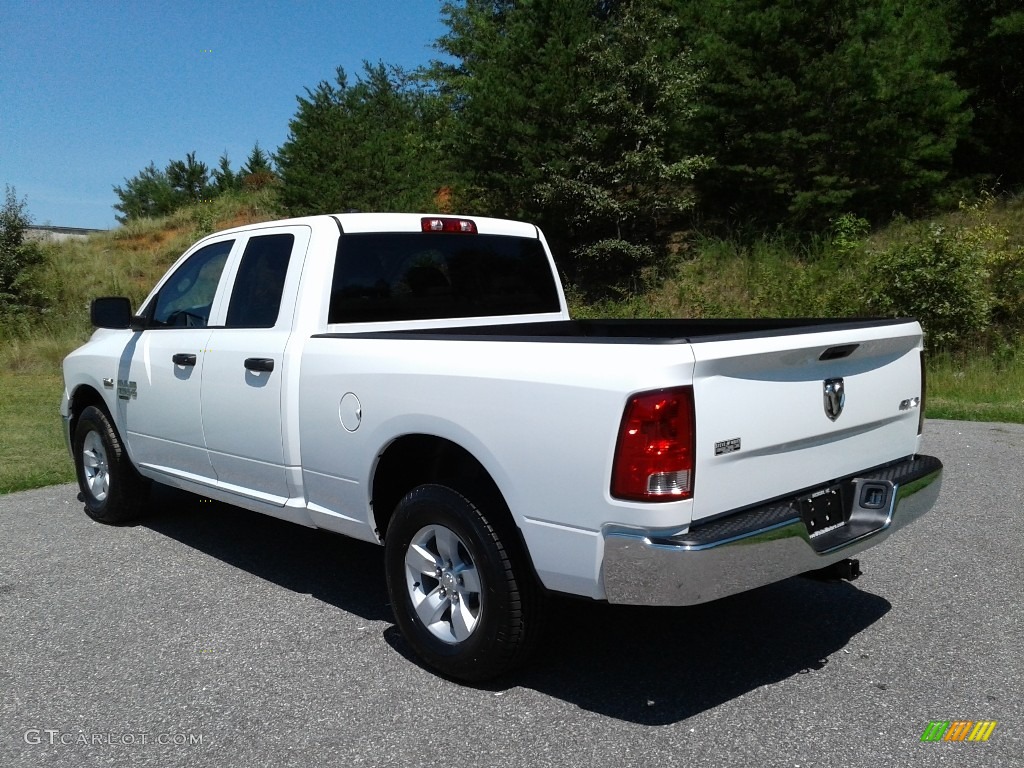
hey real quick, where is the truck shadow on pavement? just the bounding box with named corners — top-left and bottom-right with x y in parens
top-left (141, 484), bottom-right (394, 624)
top-left (510, 578), bottom-right (891, 725)
top-left (141, 484), bottom-right (891, 726)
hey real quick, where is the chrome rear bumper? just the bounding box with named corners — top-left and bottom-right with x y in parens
top-left (601, 455), bottom-right (943, 606)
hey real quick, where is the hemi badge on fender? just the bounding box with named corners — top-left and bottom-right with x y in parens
top-left (715, 438), bottom-right (741, 456)
top-left (117, 379), bottom-right (138, 401)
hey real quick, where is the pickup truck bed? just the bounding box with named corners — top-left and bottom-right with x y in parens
top-left (336, 316), bottom-right (917, 342)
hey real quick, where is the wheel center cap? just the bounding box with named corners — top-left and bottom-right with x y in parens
top-left (442, 571), bottom-right (457, 591)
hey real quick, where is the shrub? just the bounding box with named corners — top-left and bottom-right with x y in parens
top-left (862, 222), bottom-right (990, 351)
top-left (828, 213), bottom-right (870, 256)
top-left (0, 186), bottom-right (45, 316)
top-left (569, 239), bottom-right (657, 299)
top-left (985, 244), bottom-right (1024, 331)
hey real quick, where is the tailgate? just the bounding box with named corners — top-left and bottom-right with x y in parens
top-left (690, 320), bottom-right (925, 522)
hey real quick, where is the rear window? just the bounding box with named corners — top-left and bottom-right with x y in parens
top-left (225, 233), bottom-right (294, 328)
top-left (328, 232), bottom-right (561, 324)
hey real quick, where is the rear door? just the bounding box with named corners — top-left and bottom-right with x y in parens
top-left (689, 321), bottom-right (925, 521)
top-left (200, 226), bottom-right (310, 504)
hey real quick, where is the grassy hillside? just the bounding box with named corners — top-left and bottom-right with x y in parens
top-left (571, 196), bottom-right (1024, 423)
top-left (12, 190), bottom-right (280, 366)
top-left (0, 190), bottom-right (279, 493)
top-left (2, 191), bottom-right (1022, 493)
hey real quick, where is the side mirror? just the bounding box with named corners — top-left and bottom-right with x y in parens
top-left (90, 296), bottom-right (133, 329)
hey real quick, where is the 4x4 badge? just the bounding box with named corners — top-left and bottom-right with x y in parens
top-left (823, 378), bottom-right (845, 421)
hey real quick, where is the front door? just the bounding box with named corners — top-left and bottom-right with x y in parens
top-left (119, 237), bottom-right (236, 483)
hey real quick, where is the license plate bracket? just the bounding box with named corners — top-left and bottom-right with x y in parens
top-left (799, 484), bottom-right (847, 538)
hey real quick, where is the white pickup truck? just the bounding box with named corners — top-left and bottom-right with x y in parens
top-left (62, 213), bottom-right (943, 680)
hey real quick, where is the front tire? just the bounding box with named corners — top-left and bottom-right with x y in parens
top-left (384, 484), bottom-right (543, 682)
top-left (72, 405), bottom-right (147, 523)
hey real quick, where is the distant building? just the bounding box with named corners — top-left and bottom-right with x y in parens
top-left (25, 224), bottom-right (107, 243)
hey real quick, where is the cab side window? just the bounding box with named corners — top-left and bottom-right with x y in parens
top-left (225, 233), bottom-right (295, 328)
top-left (151, 240), bottom-right (233, 327)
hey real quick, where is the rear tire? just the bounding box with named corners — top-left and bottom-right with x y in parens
top-left (384, 484), bottom-right (543, 682)
top-left (72, 405), bottom-right (147, 523)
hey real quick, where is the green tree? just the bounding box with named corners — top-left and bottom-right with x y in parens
top-left (435, 0), bottom-right (708, 291)
top-left (240, 142), bottom-right (278, 191)
top-left (166, 151), bottom-right (212, 202)
top-left (680, 0), bottom-right (971, 228)
top-left (433, 0), bottom-right (601, 218)
top-left (535, 0), bottom-right (709, 291)
top-left (114, 147), bottom-right (274, 222)
top-left (212, 152), bottom-right (240, 194)
top-left (946, 1), bottom-right (1024, 188)
top-left (276, 62), bottom-right (448, 214)
top-left (0, 186), bottom-right (44, 315)
top-left (112, 162), bottom-right (178, 222)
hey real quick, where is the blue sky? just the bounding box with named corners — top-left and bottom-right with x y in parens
top-left (0, 1), bottom-right (451, 229)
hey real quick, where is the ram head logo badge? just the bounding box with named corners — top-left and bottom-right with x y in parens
top-left (823, 378), bottom-right (845, 421)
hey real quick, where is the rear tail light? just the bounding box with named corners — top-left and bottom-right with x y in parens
top-left (421, 217), bottom-right (477, 233)
top-left (611, 386), bottom-right (695, 502)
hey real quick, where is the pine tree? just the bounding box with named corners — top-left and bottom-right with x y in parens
top-left (680, 0), bottom-right (971, 228)
top-left (435, 0), bottom-right (706, 291)
top-left (240, 142), bottom-right (278, 191)
top-left (946, 0), bottom-right (1024, 188)
top-left (276, 63), bottom-right (448, 214)
top-left (112, 162), bottom-right (178, 222)
top-left (213, 152), bottom-right (240, 193)
top-left (166, 151), bottom-right (212, 202)
top-left (535, 0), bottom-right (709, 291)
top-left (433, 0), bottom-right (600, 218)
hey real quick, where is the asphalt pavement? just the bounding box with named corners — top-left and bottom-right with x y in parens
top-left (1, 419), bottom-right (1021, 767)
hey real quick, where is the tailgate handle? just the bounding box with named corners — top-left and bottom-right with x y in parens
top-left (172, 353), bottom-right (197, 367)
top-left (244, 357), bottom-right (275, 372)
top-left (819, 344), bottom-right (859, 361)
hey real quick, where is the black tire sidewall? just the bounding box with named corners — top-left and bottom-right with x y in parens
top-left (385, 484), bottom-right (525, 681)
top-left (72, 405), bottom-right (137, 523)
